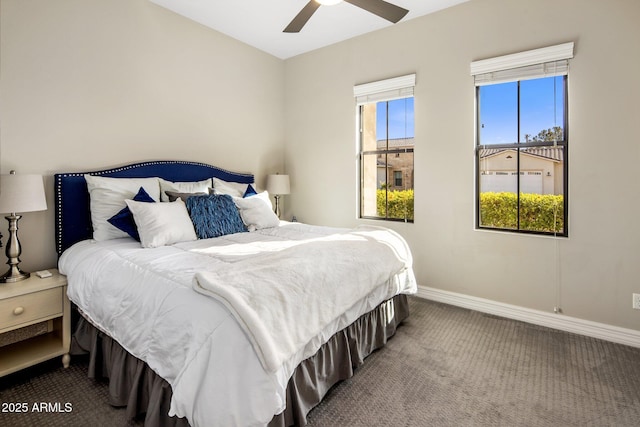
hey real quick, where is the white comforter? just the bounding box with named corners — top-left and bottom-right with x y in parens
top-left (59, 222), bottom-right (416, 427)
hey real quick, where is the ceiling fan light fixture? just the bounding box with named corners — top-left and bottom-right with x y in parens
top-left (315, 0), bottom-right (342, 5)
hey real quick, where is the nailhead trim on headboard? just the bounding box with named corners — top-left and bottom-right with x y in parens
top-left (54, 160), bottom-right (254, 255)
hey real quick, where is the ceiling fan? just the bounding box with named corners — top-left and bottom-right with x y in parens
top-left (284, 0), bottom-right (409, 33)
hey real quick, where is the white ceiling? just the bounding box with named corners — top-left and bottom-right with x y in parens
top-left (149, 0), bottom-right (469, 59)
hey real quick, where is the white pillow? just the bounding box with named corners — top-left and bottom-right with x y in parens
top-left (159, 178), bottom-right (212, 202)
top-left (233, 192), bottom-right (280, 232)
top-left (85, 175), bottom-right (161, 241)
top-left (125, 198), bottom-right (197, 248)
top-left (212, 177), bottom-right (250, 198)
top-left (251, 190), bottom-right (273, 209)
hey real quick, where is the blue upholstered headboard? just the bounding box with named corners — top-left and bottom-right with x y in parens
top-left (54, 160), bottom-right (254, 255)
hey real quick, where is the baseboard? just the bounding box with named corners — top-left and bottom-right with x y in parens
top-left (415, 286), bottom-right (640, 349)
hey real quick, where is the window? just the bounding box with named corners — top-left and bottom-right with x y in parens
top-left (394, 171), bottom-right (403, 187)
top-left (471, 43), bottom-right (573, 236)
top-left (354, 74), bottom-right (415, 222)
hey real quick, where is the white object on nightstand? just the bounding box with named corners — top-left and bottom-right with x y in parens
top-left (35, 270), bottom-right (52, 278)
top-left (0, 269), bottom-right (70, 377)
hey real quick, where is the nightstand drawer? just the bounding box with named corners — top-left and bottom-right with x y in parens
top-left (0, 287), bottom-right (63, 330)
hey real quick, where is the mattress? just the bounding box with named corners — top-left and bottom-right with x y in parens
top-left (59, 222), bottom-right (416, 426)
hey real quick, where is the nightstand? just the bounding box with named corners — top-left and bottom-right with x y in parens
top-left (0, 269), bottom-right (70, 377)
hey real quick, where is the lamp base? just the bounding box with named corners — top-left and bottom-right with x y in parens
top-left (0, 213), bottom-right (30, 284)
top-left (0, 266), bottom-right (30, 283)
top-left (273, 195), bottom-right (282, 219)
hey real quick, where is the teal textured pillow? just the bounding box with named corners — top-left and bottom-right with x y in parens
top-left (186, 194), bottom-right (246, 239)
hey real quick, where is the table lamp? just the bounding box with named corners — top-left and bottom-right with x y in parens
top-left (0, 171), bottom-right (48, 283)
top-left (266, 174), bottom-right (290, 219)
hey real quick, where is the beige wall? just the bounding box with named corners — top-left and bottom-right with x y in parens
top-left (0, 0), bottom-right (285, 271)
top-left (284, 0), bottom-right (640, 331)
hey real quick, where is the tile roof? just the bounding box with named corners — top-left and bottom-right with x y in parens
top-left (376, 138), bottom-right (415, 149)
top-left (479, 147), bottom-right (564, 162)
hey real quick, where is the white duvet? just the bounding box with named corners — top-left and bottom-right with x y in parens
top-left (59, 222), bottom-right (416, 427)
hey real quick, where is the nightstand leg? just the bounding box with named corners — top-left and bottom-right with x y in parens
top-left (62, 353), bottom-right (70, 368)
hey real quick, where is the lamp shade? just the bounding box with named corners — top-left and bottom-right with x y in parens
top-left (266, 174), bottom-right (290, 195)
top-left (0, 173), bottom-right (47, 214)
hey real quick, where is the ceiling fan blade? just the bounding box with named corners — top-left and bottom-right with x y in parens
top-left (283, 1), bottom-right (322, 33)
top-left (344, 0), bottom-right (409, 23)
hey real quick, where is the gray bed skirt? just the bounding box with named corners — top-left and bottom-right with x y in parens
top-left (71, 294), bottom-right (410, 426)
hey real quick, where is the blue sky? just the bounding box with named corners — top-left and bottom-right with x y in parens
top-left (376, 97), bottom-right (415, 140)
top-left (374, 76), bottom-right (563, 144)
top-left (479, 76), bottom-right (564, 145)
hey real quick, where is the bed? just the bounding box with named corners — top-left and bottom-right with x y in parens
top-left (55, 160), bottom-right (416, 426)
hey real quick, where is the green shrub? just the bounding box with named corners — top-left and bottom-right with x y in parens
top-left (377, 189), bottom-right (414, 220)
top-left (480, 192), bottom-right (564, 233)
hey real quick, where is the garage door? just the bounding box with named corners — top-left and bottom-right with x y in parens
top-left (481, 170), bottom-right (542, 194)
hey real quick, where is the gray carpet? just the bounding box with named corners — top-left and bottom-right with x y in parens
top-left (2, 297), bottom-right (639, 426)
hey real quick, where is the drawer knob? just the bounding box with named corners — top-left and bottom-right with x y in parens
top-left (13, 306), bottom-right (25, 316)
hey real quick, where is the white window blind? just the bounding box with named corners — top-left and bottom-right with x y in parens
top-left (354, 74), bottom-right (415, 105)
top-left (470, 42), bottom-right (574, 86)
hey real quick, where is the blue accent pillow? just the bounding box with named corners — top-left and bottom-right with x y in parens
top-left (107, 187), bottom-right (155, 241)
top-left (186, 194), bottom-right (246, 239)
top-left (243, 184), bottom-right (258, 197)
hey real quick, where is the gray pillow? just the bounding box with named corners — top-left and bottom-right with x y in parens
top-left (164, 190), bottom-right (207, 202)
